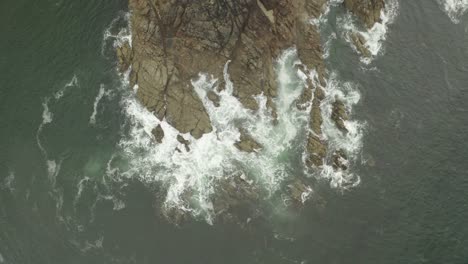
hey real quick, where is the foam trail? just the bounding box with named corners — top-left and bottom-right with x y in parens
top-left (74, 176), bottom-right (90, 208)
top-left (89, 84), bottom-right (109, 125)
top-left (439, 0), bottom-right (468, 23)
top-left (54, 74), bottom-right (78, 99)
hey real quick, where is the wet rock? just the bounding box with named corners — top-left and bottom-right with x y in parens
top-left (211, 173), bottom-right (264, 223)
top-left (235, 128), bottom-right (262, 153)
top-left (332, 149), bottom-right (349, 171)
top-left (116, 42), bottom-right (132, 72)
top-left (152, 124), bottom-right (165, 144)
top-left (350, 32), bottom-right (371, 58)
top-left (344, 0), bottom-right (385, 28)
top-left (305, 134), bottom-right (327, 167)
top-left (331, 98), bottom-right (349, 133)
top-left (310, 91), bottom-right (324, 135)
top-left (207, 91), bottom-right (220, 107)
top-left (176, 134), bottom-right (190, 152)
top-left (296, 87), bottom-right (312, 110)
top-left (287, 178), bottom-right (312, 204)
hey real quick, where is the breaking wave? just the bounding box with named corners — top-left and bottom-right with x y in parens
top-left (439, 0), bottom-right (468, 23)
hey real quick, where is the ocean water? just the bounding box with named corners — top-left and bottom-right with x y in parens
top-left (1, 0), bottom-right (468, 263)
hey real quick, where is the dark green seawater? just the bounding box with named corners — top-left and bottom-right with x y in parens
top-left (1, 0), bottom-right (468, 263)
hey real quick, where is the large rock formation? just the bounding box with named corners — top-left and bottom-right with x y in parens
top-left (118, 0), bottom-right (380, 221)
top-left (124, 0), bottom-right (329, 140)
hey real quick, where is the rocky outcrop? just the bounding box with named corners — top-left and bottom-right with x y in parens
top-left (344, 0), bottom-right (385, 28)
top-left (331, 98), bottom-right (348, 133)
top-left (176, 134), bottom-right (190, 151)
top-left (151, 124), bottom-right (164, 143)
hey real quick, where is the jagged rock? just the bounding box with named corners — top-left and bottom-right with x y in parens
top-left (152, 124), bottom-right (165, 144)
top-left (176, 134), bottom-right (190, 152)
top-left (344, 0), bottom-right (385, 28)
top-left (350, 32), bottom-right (371, 58)
top-left (207, 91), bottom-right (220, 107)
top-left (235, 128), bottom-right (262, 153)
top-left (306, 134), bottom-right (326, 167)
top-left (332, 149), bottom-right (349, 171)
top-left (331, 98), bottom-right (349, 133)
top-left (116, 42), bottom-right (132, 72)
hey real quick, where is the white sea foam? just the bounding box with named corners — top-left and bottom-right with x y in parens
top-left (439, 0), bottom-right (468, 23)
top-left (89, 84), bottom-right (111, 125)
top-left (337, 0), bottom-right (399, 63)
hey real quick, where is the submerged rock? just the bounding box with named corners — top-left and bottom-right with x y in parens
top-left (332, 149), bottom-right (349, 171)
top-left (235, 128), bottom-right (262, 153)
top-left (286, 178), bottom-right (312, 204)
top-left (207, 91), bottom-right (220, 107)
top-left (306, 134), bottom-right (327, 167)
top-left (344, 0), bottom-right (385, 28)
top-left (350, 32), bottom-right (371, 58)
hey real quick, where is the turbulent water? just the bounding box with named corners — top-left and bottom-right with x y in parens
top-left (2, 0), bottom-right (468, 263)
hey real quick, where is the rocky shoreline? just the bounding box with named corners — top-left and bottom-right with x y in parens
top-left (117, 0), bottom-right (385, 223)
